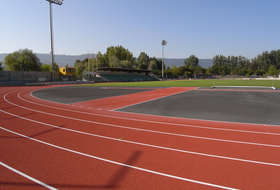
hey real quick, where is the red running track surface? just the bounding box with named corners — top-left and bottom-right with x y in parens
top-left (1, 85), bottom-right (280, 190)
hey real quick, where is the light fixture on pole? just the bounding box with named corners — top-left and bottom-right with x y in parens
top-left (161, 40), bottom-right (167, 80)
top-left (46, 0), bottom-right (64, 82)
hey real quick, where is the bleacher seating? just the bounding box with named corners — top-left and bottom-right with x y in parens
top-left (99, 73), bottom-right (158, 82)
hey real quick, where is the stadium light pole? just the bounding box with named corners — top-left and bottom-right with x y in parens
top-left (161, 40), bottom-right (167, 80)
top-left (46, 0), bottom-right (64, 82)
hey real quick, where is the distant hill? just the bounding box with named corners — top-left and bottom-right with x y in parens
top-left (35, 53), bottom-right (90, 67)
top-left (0, 53), bottom-right (213, 69)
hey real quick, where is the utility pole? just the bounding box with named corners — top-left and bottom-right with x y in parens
top-left (46, 0), bottom-right (64, 82)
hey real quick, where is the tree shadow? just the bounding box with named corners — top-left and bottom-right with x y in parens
top-left (28, 125), bottom-right (66, 138)
top-left (1, 111), bottom-right (37, 120)
top-left (0, 125), bottom-right (66, 139)
top-left (105, 150), bottom-right (142, 188)
top-left (1, 151), bottom-right (143, 189)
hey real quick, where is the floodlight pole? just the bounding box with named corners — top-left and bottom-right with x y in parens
top-left (161, 40), bottom-right (167, 80)
top-left (46, 0), bottom-right (63, 82)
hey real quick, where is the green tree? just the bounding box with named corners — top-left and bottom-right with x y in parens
top-left (109, 55), bottom-right (121, 67)
top-left (221, 65), bottom-right (229, 76)
top-left (270, 50), bottom-right (280, 70)
top-left (53, 62), bottom-right (59, 72)
top-left (192, 66), bottom-right (206, 76)
top-left (147, 57), bottom-right (163, 75)
top-left (240, 68), bottom-right (248, 76)
top-left (210, 55), bottom-right (251, 75)
top-left (255, 69), bottom-right (265, 76)
top-left (205, 67), bottom-right (212, 74)
top-left (96, 52), bottom-right (109, 68)
top-left (267, 65), bottom-right (278, 76)
top-left (181, 66), bottom-right (193, 77)
top-left (184, 55), bottom-right (199, 67)
top-left (164, 67), bottom-right (172, 77)
top-left (75, 61), bottom-right (86, 80)
top-left (5, 49), bottom-right (42, 71)
top-left (120, 60), bottom-right (133, 68)
top-left (212, 55), bottom-right (232, 75)
top-left (104, 46), bottom-right (134, 67)
top-left (171, 66), bottom-right (183, 77)
top-left (232, 67), bottom-right (240, 75)
top-left (247, 69), bottom-right (254, 76)
top-left (41, 62), bottom-right (59, 72)
top-left (136, 52), bottom-right (149, 69)
top-left (41, 64), bottom-right (52, 72)
top-left (250, 50), bottom-right (280, 72)
top-left (84, 58), bottom-right (93, 72)
top-left (148, 59), bottom-right (159, 71)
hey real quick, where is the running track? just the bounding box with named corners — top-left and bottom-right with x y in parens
top-left (1, 85), bottom-right (280, 190)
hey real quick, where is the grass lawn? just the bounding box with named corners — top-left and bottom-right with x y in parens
top-left (81, 79), bottom-right (280, 88)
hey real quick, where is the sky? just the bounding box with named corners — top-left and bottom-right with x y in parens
top-left (1, 0), bottom-right (279, 59)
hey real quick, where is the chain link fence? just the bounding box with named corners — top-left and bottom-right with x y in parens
top-left (0, 71), bottom-right (60, 84)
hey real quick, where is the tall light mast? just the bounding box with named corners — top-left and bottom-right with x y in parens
top-left (46, 0), bottom-right (64, 82)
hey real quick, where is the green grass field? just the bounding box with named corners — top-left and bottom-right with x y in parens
top-left (81, 79), bottom-right (280, 88)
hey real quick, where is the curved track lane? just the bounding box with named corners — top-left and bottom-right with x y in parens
top-left (1, 85), bottom-right (280, 190)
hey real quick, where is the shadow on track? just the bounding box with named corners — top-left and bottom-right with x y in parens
top-left (0, 126), bottom-right (66, 139)
top-left (0, 151), bottom-right (142, 189)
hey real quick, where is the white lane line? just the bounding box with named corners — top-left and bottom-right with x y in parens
top-left (0, 162), bottom-right (57, 190)
top-left (4, 92), bottom-right (279, 148)
top-left (0, 109), bottom-right (279, 167)
top-left (26, 91), bottom-right (280, 135)
top-left (0, 127), bottom-right (239, 190)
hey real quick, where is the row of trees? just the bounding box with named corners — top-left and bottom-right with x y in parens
top-left (209, 50), bottom-right (280, 76)
top-left (164, 50), bottom-right (279, 78)
top-left (3, 47), bottom-right (280, 78)
top-left (162, 50), bottom-right (279, 77)
top-left (75, 47), bottom-right (279, 78)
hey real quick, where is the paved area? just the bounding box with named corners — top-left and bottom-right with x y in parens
top-left (117, 89), bottom-right (280, 125)
top-left (32, 86), bottom-right (159, 104)
top-left (32, 86), bottom-right (280, 125)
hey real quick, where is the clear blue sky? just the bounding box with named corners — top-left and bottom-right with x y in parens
top-left (1, 0), bottom-right (279, 59)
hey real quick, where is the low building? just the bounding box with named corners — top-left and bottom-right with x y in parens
top-left (59, 67), bottom-right (76, 81)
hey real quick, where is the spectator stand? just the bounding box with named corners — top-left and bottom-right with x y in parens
top-left (96, 67), bottom-right (158, 82)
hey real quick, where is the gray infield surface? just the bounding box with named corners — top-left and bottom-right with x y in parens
top-left (117, 89), bottom-right (280, 125)
top-left (31, 86), bottom-right (160, 104)
top-left (32, 86), bottom-right (280, 125)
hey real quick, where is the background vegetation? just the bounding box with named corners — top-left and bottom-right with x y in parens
top-left (3, 47), bottom-right (280, 80)
top-left (75, 48), bottom-right (280, 79)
